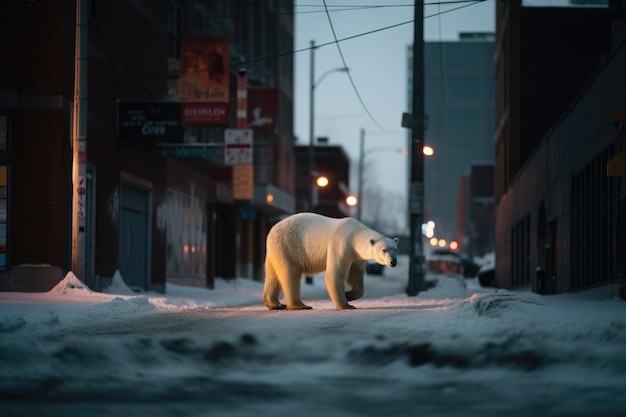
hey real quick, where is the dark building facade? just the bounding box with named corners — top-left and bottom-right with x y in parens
top-left (456, 163), bottom-right (495, 258)
top-left (494, 1), bottom-right (626, 292)
top-left (0, 0), bottom-right (296, 292)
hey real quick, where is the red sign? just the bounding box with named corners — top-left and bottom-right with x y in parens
top-left (248, 89), bottom-right (278, 134)
top-left (181, 103), bottom-right (228, 125)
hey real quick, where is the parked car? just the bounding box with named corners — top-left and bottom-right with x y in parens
top-left (478, 263), bottom-right (495, 287)
top-left (477, 254), bottom-right (496, 287)
top-left (365, 260), bottom-right (384, 275)
top-left (427, 248), bottom-right (480, 278)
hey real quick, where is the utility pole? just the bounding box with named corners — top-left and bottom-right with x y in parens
top-left (407, 1), bottom-right (425, 296)
top-left (72, 0), bottom-right (88, 280)
top-left (308, 40), bottom-right (316, 212)
top-left (357, 128), bottom-right (364, 221)
top-left (306, 40), bottom-right (316, 285)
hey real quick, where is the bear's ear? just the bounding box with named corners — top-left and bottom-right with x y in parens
top-left (393, 237), bottom-right (399, 244)
top-left (370, 239), bottom-right (376, 246)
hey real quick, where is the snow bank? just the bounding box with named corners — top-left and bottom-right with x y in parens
top-left (50, 271), bottom-right (92, 295)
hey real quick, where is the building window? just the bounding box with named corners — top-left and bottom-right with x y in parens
top-left (511, 214), bottom-right (530, 287)
top-left (0, 114), bottom-right (9, 270)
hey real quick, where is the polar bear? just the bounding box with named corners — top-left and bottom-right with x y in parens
top-left (263, 212), bottom-right (399, 310)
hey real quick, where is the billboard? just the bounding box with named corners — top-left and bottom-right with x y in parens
top-left (179, 37), bottom-right (230, 103)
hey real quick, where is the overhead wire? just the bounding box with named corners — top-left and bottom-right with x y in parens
top-left (105, 1), bottom-right (486, 23)
top-left (314, 0), bottom-right (488, 131)
top-left (242, 0), bottom-right (489, 66)
top-left (321, 0), bottom-right (387, 130)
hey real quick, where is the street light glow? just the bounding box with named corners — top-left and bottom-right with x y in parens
top-left (346, 195), bottom-right (358, 206)
top-left (316, 176), bottom-right (329, 187)
top-left (423, 145), bottom-right (434, 156)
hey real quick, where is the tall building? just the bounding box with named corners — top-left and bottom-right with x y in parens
top-left (0, 0), bottom-right (296, 292)
top-left (494, 1), bottom-right (626, 292)
top-left (408, 33), bottom-right (495, 256)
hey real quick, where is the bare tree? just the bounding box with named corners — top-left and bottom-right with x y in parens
top-left (358, 164), bottom-right (407, 236)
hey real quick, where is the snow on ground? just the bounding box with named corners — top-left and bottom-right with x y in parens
top-left (1, 256), bottom-right (626, 416)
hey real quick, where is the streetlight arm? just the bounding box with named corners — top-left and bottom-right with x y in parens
top-left (313, 67), bottom-right (349, 90)
top-left (363, 147), bottom-right (407, 158)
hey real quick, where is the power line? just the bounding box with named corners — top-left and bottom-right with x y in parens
top-left (105, 1), bottom-right (485, 23)
top-left (305, 0), bottom-right (488, 131)
top-left (205, 1), bottom-right (491, 69)
top-left (321, 0), bottom-right (388, 130)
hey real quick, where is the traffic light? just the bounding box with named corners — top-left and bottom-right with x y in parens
top-left (607, 104), bottom-right (626, 176)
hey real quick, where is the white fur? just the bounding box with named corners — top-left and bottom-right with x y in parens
top-left (263, 212), bottom-right (399, 310)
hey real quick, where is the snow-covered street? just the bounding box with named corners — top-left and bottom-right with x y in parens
top-left (1, 257), bottom-right (625, 417)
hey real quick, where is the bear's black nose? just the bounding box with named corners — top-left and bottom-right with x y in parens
top-left (390, 259), bottom-right (397, 267)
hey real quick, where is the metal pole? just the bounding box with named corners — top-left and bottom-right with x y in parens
top-left (308, 40), bottom-right (316, 212)
top-left (407, 1), bottom-right (425, 296)
top-left (72, 0), bottom-right (88, 279)
top-left (306, 40), bottom-right (316, 285)
top-left (357, 128), bottom-right (364, 221)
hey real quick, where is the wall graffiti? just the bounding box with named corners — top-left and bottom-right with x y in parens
top-left (157, 186), bottom-right (207, 278)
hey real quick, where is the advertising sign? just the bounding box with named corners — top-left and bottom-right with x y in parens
top-left (118, 102), bottom-right (183, 143)
top-left (179, 37), bottom-right (230, 103)
top-left (248, 89), bottom-right (278, 134)
top-left (181, 102), bottom-right (228, 125)
top-left (233, 164), bottom-right (254, 200)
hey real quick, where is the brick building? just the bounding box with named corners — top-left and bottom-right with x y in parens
top-left (0, 0), bottom-right (296, 292)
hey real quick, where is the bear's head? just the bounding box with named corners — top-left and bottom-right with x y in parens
top-left (370, 237), bottom-right (399, 268)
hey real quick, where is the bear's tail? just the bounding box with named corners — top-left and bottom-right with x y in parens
top-left (263, 260), bottom-right (285, 310)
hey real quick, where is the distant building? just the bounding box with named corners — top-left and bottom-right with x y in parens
top-left (467, 163), bottom-right (495, 257)
top-left (294, 144), bottom-right (352, 219)
top-left (407, 33), bottom-right (495, 255)
top-left (494, 1), bottom-right (626, 292)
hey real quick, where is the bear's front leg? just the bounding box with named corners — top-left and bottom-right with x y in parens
top-left (345, 262), bottom-right (365, 302)
top-left (325, 266), bottom-right (355, 310)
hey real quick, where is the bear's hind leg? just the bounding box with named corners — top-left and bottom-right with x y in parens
top-left (279, 268), bottom-right (312, 310)
top-left (263, 260), bottom-right (286, 310)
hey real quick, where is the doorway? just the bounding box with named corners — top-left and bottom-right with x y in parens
top-left (119, 179), bottom-right (152, 291)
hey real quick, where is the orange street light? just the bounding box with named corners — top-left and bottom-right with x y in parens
top-left (316, 176), bottom-right (329, 187)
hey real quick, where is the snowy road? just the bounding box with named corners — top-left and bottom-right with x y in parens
top-left (1, 262), bottom-right (626, 416)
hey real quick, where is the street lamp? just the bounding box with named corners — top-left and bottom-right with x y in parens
top-left (308, 39), bottom-right (349, 211)
top-left (356, 128), bottom-right (414, 221)
top-left (356, 139), bottom-right (408, 221)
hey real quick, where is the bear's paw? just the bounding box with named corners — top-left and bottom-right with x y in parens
top-left (287, 303), bottom-right (313, 310)
top-left (266, 302), bottom-right (287, 310)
